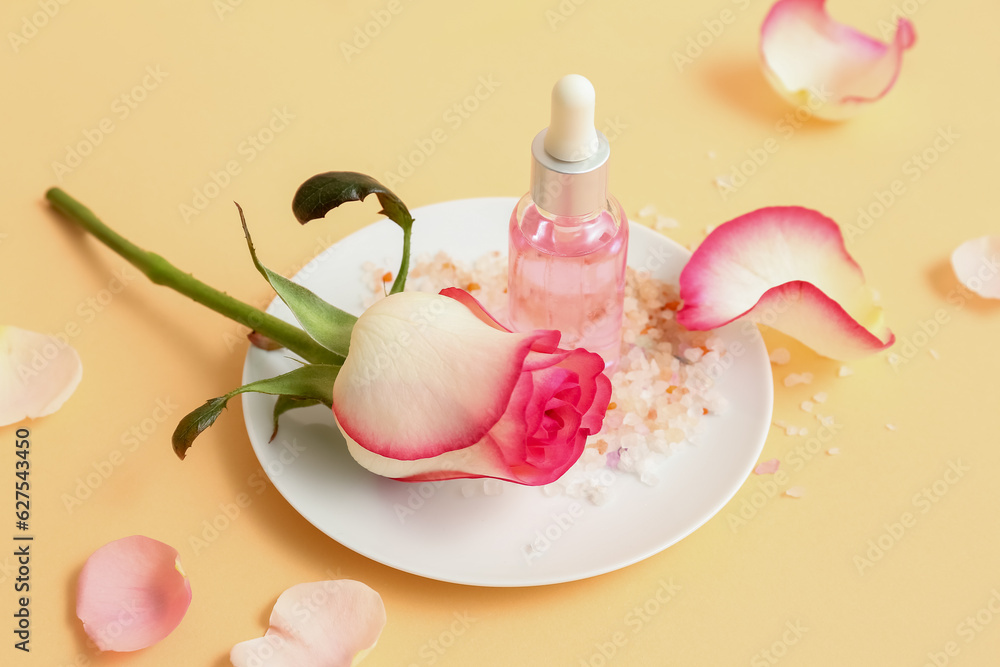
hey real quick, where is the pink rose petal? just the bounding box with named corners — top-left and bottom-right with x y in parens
top-left (677, 207), bottom-right (894, 361)
top-left (230, 580), bottom-right (386, 667)
top-left (76, 535), bottom-right (191, 652)
top-left (754, 458), bottom-right (781, 475)
top-left (761, 0), bottom-right (916, 120)
top-left (0, 325), bottom-right (82, 426)
top-left (951, 236), bottom-right (1000, 299)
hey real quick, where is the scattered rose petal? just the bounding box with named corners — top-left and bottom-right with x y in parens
top-left (677, 207), bottom-right (894, 360)
top-left (755, 458), bottom-right (781, 475)
top-left (838, 365), bottom-right (854, 377)
top-left (769, 347), bottom-right (791, 365)
top-left (760, 0), bottom-right (916, 120)
top-left (827, 447), bottom-right (840, 455)
top-left (784, 486), bottom-right (805, 498)
top-left (0, 325), bottom-right (83, 426)
top-left (77, 536), bottom-right (192, 652)
top-left (812, 392), bottom-right (828, 403)
top-left (231, 580), bottom-right (385, 667)
top-left (951, 236), bottom-right (1000, 299)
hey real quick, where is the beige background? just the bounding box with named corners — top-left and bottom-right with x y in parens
top-left (2, 0), bottom-right (999, 664)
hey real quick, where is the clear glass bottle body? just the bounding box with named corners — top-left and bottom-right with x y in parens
top-left (507, 193), bottom-right (628, 370)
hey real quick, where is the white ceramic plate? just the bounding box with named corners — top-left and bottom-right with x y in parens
top-left (242, 197), bottom-right (773, 587)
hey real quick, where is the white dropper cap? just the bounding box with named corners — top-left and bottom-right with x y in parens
top-left (543, 74), bottom-right (600, 162)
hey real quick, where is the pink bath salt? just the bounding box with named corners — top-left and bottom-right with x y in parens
top-left (754, 458), bottom-right (781, 475)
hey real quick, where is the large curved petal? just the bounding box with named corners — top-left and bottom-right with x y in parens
top-left (760, 0), bottom-right (916, 120)
top-left (0, 325), bottom-right (82, 426)
top-left (951, 236), bottom-right (1000, 299)
top-left (677, 207), bottom-right (893, 360)
top-left (333, 291), bottom-right (552, 460)
top-left (76, 536), bottom-right (191, 652)
top-left (230, 580), bottom-right (385, 667)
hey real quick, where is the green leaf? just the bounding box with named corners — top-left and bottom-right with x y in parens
top-left (237, 204), bottom-right (355, 358)
top-left (172, 363), bottom-right (339, 460)
top-left (291, 171), bottom-right (414, 294)
top-left (270, 395), bottom-right (323, 442)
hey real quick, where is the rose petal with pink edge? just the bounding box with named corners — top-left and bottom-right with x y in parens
top-left (951, 236), bottom-right (1000, 299)
top-left (677, 207), bottom-right (893, 360)
top-left (0, 325), bottom-right (83, 426)
top-left (760, 0), bottom-right (916, 120)
top-left (76, 535), bottom-right (191, 652)
top-left (230, 580), bottom-right (386, 667)
top-left (754, 458), bottom-right (781, 475)
top-left (333, 291), bottom-right (552, 460)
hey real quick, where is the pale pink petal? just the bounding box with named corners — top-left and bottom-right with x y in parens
top-left (754, 458), bottom-right (781, 475)
top-left (677, 207), bottom-right (894, 360)
top-left (76, 535), bottom-right (192, 652)
top-left (760, 0), bottom-right (916, 120)
top-left (0, 325), bottom-right (82, 426)
top-left (440, 287), bottom-right (512, 332)
top-left (951, 236), bottom-right (1000, 299)
top-left (230, 580), bottom-right (386, 667)
top-left (333, 292), bottom-right (556, 460)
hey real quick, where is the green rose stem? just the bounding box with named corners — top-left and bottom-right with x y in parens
top-left (44, 187), bottom-right (343, 366)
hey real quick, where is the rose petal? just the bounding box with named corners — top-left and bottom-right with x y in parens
top-left (760, 0), bottom-right (916, 120)
top-left (0, 325), bottom-right (82, 426)
top-left (230, 580), bottom-right (386, 667)
top-left (76, 535), bottom-right (192, 652)
top-left (333, 291), bottom-right (557, 460)
top-left (951, 236), bottom-right (1000, 299)
top-left (677, 206), bottom-right (893, 360)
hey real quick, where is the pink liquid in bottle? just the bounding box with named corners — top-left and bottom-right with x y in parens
top-left (508, 196), bottom-right (628, 370)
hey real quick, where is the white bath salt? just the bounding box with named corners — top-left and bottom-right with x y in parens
top-left (362, 250), bottom-right (726, 504)
top-left (929, 349), bottom-right (940, 360)
top-left (799, 428), bottom-right (808, 436)
top-left (886, 353), bottom-right (901, 367)
top-left (826, 447), bottom-right (840, 455)
top-left (461, 482), bottom-right (478, 498)
top-left (785, 425), bottom-right (800, 437)
top-left (769, 347), bottom-right (791, 365)
top-left (638, 203), bottom-right (658, 218)
top-left (704, 224), bottom-right (717, 236)
top-left (800, 401), bottom-right (814, 413)
top-left (784, 486), bottom-right (805, 499)
top-left (812, 392), bottom-right (828, 403)
top-left (885, 423), bottom-right (897, 432)
top-left (654, 215), bottom-right (680, 231)
top-left (815, 414), bottom-right (836, 428)
top-left (838, 365), bottom-right (854, 377)
top-left (707, 150), bottom-right (717, 159)
top-left (783, 372), bottom-right (813, 387)
top-left (772, 419), bottom-right (788, 429)
top-left (714, 175), bottom-right (733, 189)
